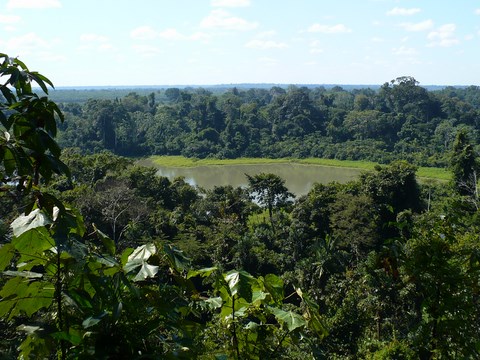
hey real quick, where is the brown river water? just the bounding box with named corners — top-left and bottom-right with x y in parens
top-left (143, 162), bottom-right (362, 197)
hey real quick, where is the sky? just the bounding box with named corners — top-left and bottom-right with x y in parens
top-left (1, 0), bottom-right (480, 87)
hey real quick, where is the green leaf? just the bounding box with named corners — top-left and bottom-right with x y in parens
top-left (93, 224), bottom-right (116, 255)
top-left (0, 243), bottom-right (14, 271)
top-left (224, 270), bottom-right (255, 301)
top-left (2, 271), bottom-right (43, 278)
top-left (132, 262), bottom-right (159, 282)
top-left (205, 296), bottom-right (223, 309)
top-left (2, 147), bottom-right (16, 176)
top-left (123, 243), bottom-right (159, 282)
top-left (64, 289), bottom-right (93, 311)
top-left (27, 72), bottom-right (51, 94)
top-left (263, 274), bottom-right (284, 303)
top-left (244, 321), bottom-right (259, 330)
top-left (187, 266), bottom-right (217, 279)
top-left (11, 209), bottom-right (52, 237)
top-left (82, 313), bottom-right (106, 329)
top-left (0, 280), bottom-right (54, 320)
top-left (120, 248), bottom-right (134, 267)
top-left (267, 306), bottom-right (306, 332)
top-left (50, 329), bottom-right (82, 346)
top-left (17, 324), bottom-right (42, 334)
top-left (127, 243), bottom-right (156, 262)
top-left (163, 243), bottom-right (190, 271)
top-left (251, 289), bottom-right (268, 304)
top-left (13, 227), bottom-right (54, 268)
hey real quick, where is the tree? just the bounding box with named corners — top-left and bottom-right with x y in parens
top-left (450, 129), bottom-right (479, 203)
top-left (360, 161), bottom-right (423, 239)
top-left (246, 173), bottom-right (293, 231)
top-left (0, 55), bottom-right (199, 358)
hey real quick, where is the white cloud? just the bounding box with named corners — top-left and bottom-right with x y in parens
top-left (211, 0), bottom-right (250, 7)
top-left (475, 9), bottom-right (480, 15)
top-left (427, 24), bottom-right (459, 47)
top-left (307, 23), bottom-right (352, 34)
top-left (1, 32), bottom-right (53, 56)
top-left (309, 40), bottom-right (323, 53)
top-left (79, 33), bottom-right (114, 52)
top-left (399, 19), bottom-right (433, 32)
top-left (392, 46), bottom-right (418, 56)
top-left (132, 44), bottom-right (162, 57)
top-left (190, 32), bottom-right (211, 42)
top-left (258, 57), bottom-right (278, 65)
top-left (0, 14), bottom-right (21, 24)
top-left (371, 37), bottom-right (384, 43)
top-left (80, 33), bottom-right (109, 43)
top-left (256, 30), bottom-right (277, 39)
top-left (130, 26), bottom-right (210, 42)
top-left (7, 0), bottom-right (61, 9)
top-left (387, 7), bottom-right (421, 16)
top-left (200, 9), bottom-right (258, 31)
top-left (131, 26), bottom-right (157, 40)
top-left (158, 28), bottom-right (186, 41)
top-left (245, 39), bottom-right (288, 49)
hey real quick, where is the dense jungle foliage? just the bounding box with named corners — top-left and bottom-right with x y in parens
top-left (56, 77), bottom-right (480, 167)
top-left (1, 55), bottom-right (480, 359)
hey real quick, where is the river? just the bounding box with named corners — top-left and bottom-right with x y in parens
top-left (149, 163), bottom-right (362, 197)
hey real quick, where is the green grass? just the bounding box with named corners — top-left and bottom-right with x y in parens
top-left (143, 155), bottom-right (452, 181)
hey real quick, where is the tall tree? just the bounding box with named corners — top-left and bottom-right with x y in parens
top-left (450, 129), bottom-right (480, 204)
top-left (246, 173), bottom-right (293, 231)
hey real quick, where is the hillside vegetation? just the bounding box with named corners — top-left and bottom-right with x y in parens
top-left (1, 56), bottom-right (480, 359)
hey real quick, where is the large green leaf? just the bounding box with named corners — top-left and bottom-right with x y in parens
top-left (129, 243), bottom-right (155, 261)
top-left (93, 224), bottom-right (116, 256)
top-left (205, 296), bottom-right (223, 309)
top-left (267, 306), bottom-right (306, 332)
top-left (0, 243), bottom-right (14, 271)
top-left (13, 227), bottom-right (54, 268)
top-left (2, 146), bottom-right (16, 176)
top-left (123, 243), bottom-right (159, 282)
top-left (11, 209), bottom-right (52, 237)
top-left (187, 266), bottom-right (217, 279)
top-left (163, 243), bottom-right (190, 271)
top-left (132, 262), bottom-right (159, 282)
top-left (224, 270), bottom-right (255, 301)
top-left (263, 273), bottom-right (284, 303)
top-left (0, 280), bottom-right (54, 320)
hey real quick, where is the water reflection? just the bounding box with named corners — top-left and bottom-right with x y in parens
top-left (154, 163), bottom-right (362, 197)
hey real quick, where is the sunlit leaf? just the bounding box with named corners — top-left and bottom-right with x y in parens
top-left (224, 270), bottom-right (255, 301)
top-left (124, 243), bottom-right (159, 281)
top-left (17, 324), bottom-right (42, 334)
top-left (205, 296), bottom-right (222, 309)
top-left (267, 306), bottom-right (306, 332)
top-left (11, 209), bottom-right (52, 237)
top-left (2, 271), bottom-right (43, 278)
top-left (127, 243), bottom-right (156, 262)
top-left (82, 314), bottom-right (106, 329)
top-left (187, 266), bottom-right (217, 279)
top-left (133, 263), bottom-right (159, 282)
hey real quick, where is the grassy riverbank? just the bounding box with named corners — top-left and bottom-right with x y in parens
top-left (145, 156), bottom-right (451, 181)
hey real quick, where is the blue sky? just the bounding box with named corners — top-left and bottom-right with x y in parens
top-left (1, 0), bottom-right (479, 86)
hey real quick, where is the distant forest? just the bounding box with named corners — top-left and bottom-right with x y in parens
top-left (56, 76), bottom-right (480, 167)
